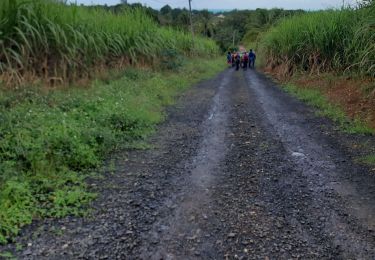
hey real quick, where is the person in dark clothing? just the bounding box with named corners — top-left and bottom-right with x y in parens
top-left (249, 49), bottom-right (256, 69)
top-left (235, 53), bottom-right (241, 71)
top-left (227, 52), bottom-right (232, 67)
top-left (243, 52), bottom-right (249, 70)
top-left (231, 53), bottom-right (235, 67)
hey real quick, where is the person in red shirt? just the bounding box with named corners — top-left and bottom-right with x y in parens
top-left (243, 52), bottom-right (249, 70)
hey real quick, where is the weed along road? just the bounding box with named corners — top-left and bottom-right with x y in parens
top-left (6, 69), bottom-right (375, 259)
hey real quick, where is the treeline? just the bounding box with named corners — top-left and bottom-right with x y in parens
top-left (101, 3), bottom-right (304, 52)
top-left (84, 3), bottom-right (215, 36)
top-left (212, 9), bottom-right (304, 51)
top-left (260, 1), bottom-right (375, 77)
top-left (154, 6), bottom-right (304, 51)
top-left (96, 4), bottom-right (220, 38)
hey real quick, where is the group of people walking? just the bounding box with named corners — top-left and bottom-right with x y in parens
top-left (227, 50), bottom-right (256, 71)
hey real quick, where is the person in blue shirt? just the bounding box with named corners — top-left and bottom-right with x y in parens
top-left (249, 49), bottom-right (256, 69)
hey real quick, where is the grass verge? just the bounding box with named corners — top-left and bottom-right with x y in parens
top-left (0, 251), bottom-right (15, 259)
top-left (0, 57), bottom-right (225, 244)
top-left (359, 155), bottom-right (375, 166)
top-left (283, 84), bottom-right (374, 135)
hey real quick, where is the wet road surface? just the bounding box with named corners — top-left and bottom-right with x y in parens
top-left (3, 69), bottom-right (375, 259)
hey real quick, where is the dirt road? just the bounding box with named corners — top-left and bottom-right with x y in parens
top-left (5, 69), bottom-right (375, 259)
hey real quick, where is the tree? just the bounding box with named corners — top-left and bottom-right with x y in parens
top-left (160, 5), bottom-right (172, 15)
top-left (176, 11), bottom-right (190, 31)
top-left (195, 10), bottom-right (215, 37)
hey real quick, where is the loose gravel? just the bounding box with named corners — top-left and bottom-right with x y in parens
top-left (2, 69), bottom-right (375, 259)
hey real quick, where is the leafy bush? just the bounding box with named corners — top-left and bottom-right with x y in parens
top-left (160, 49), bottom-right (184, 71)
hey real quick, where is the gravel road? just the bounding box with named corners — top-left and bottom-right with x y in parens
top-left (3, 69), bottom-right (375, 259)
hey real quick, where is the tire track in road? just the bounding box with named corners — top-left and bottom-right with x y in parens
top-left (244, 70), bottom-right (375, 259)
top-left (140, 72), bottom-right (232, 259)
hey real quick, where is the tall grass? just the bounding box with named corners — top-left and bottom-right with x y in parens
top-left (260, 3), bottom-right (375, 77)
top-left (0, 0), bottom-right (218, 86)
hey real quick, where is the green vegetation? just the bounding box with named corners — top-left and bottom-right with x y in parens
top-left (283, 84), bottom-right (374, 134)
top-left (360, 155), bottom-right (375, 165)
top-left (0, 251), bottom-right (15, 259)
top-left (0, 53), bottom-right (224, 244)
top-left (0, 0), bottom-right (218, 86)
top-left (261, 3), bottom-right (375, 77)
top-left (148, 5), bottom-right (304, 52)
top-left (208, 9), bottom-right (303, 51)
top-left (158, 6), bottom-right (222, 38)
top-left (253, 2), bottom-right (374, 132)
top-left (0, 0), bottom-right (223, 244)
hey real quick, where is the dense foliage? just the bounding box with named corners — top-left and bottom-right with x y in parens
top-left (81, 3), bottom-right (304, 52)
top-left (213, 9), bottom-right (304, 51)
top-left (0, 0), bottom-right (218, 86)
top-left (155, 6), bottom-right (304, 51)
top-left (260, 3), bottom-right (375, 77)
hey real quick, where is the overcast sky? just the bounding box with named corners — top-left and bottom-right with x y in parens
top-left (72, 0), bottom-right (358, 10)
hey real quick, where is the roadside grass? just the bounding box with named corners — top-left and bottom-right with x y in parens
top-left (0, 57), bottom-right (225, 244)
top-left (0, 251), bottom-right (15, 259)
top-left (283, 84), bottom-right (374, 135)
top-left (261, 3), bottom-right (375, 78)
top-left (359, 155), bottom-right (375, 165)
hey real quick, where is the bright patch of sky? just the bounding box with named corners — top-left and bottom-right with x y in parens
top-left (72, 0), bottom-right (359, 10)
